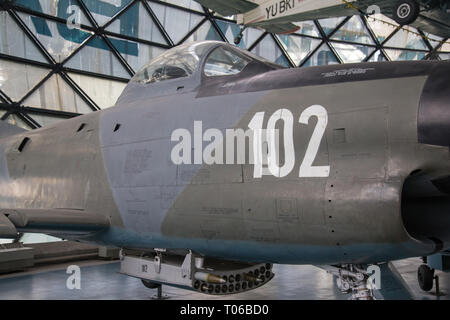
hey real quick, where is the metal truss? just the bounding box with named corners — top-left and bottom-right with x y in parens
top-left (0, 0), bottom-right (447, 129)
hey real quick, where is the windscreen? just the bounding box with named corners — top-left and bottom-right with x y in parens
top-left (204, 46), bottom-right (251, 76)
top-left (132, 42), bottom-right (212, 84)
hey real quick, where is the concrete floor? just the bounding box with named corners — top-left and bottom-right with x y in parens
top-left (0, 257), bottom-right (448, 300)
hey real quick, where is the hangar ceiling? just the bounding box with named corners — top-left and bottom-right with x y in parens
top-left (0, 0), bottom-right (449, 129)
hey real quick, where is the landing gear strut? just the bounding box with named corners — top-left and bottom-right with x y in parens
top-left (417, 264), bottom-right (435, 291)
top-left (324, 265), bottom-right (378, 300)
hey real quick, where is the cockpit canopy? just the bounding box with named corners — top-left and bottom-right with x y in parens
top-left (203, 46), bottom-right (251, 76)
top-left (118, 41), bottom-right (282, 104)
top-left (131, 41), bottom-right (280, 85)
top-left (131, 42), bottom-right (211, 84)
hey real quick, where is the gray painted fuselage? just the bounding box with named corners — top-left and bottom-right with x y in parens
top-left (0, 42), bottom-right (449, 265)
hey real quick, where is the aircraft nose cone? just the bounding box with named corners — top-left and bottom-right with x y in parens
top-left (418, 61), bottom-right (450, 147)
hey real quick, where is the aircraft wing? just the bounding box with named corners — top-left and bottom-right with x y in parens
top-left (194, 0), bottom-right (258, 16)
top-left (374, 2), bottom-right (450, 39)
top-left (261, 22), bottom-right (301, 34)
top-left (410, 11), bottom-right (450, 39)
top-left (0, 208), bottom-right (110, 238)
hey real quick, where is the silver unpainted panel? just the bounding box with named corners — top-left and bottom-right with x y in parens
top-left (0, 114), bottom-right (123, 227)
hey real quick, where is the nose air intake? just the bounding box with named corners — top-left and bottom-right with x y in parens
top-left (418, 61), bottom-right (450, 147)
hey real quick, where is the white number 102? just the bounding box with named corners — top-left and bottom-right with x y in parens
top-left (248, 105), bottom-right (330, 178)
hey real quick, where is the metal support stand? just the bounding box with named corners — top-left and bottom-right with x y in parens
top-left (433, 275), bottom-right (446, 297)
top-left (151, 284), bottom-right (169, 300)
top-left (435, 275), bottom-right (439, 295)
top-left (426, 274), bottom-right (446, 297)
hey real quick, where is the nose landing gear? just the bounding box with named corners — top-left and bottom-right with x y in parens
top-left (417, 254), bottom-right (447, 297)
top-left (417, 264), bottom-right (434, 292)
top-left (323, 264), bottom-right (377, 300)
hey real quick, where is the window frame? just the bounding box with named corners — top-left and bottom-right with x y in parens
top-left (202, 45), bottom-right (252, 78)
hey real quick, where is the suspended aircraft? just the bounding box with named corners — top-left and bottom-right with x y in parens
top-left (194, 0), bottom-right (450, 43)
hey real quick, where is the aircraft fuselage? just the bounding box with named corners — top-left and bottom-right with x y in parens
top-left (0, 52), bottom-right (449, 265)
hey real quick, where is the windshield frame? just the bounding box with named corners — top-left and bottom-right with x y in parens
top-left (117, 41), bottom-right (285, 105)
top-left (203, 46), bottom-right (253, 77)
top-left (131, 42), bottom-right (222, 85)
top-left (199, 43), bottom-right (284, 83)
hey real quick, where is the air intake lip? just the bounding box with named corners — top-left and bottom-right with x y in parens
top-left (418, 61), bottom-right (450, 147)
top-left (401, 171), bottom-right (450, 252)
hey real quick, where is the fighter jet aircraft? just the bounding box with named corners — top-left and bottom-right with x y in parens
top-left (0, 41), bottom-right (449, 299)
top-left (194, 0), bottom-right (450, 42)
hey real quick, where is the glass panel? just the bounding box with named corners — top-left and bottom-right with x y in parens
top-left (18, 12), bottom-right (93, 62)
top-left (384, 49), bottom-right (426, 61)
top-left (276, 35), bottom-right (321, 66)
top-left (303, 43), bottom-right (339, 67)
top-left (331, 16), bottom-right (374, 45)
top-left (365, 14), bottom-right (398, 44)
top-left (213, 12), bottom-right (236, 20)
top-left (28, 114), bottom-right (66, 127)
top-left (330, 42), bottom-right (375, 63)
top-left (23, 74), bottom-right (94, 113)
top-left (20, 233), bottom-right (62, 244)
top-left (385, 26), bottom-right (427, 50)
top-left (64, 36), bottom-right (130, 78)
top-left (6, 114), bottom-right (32, 130)
top-left (158, 0), bottom-right (204, 12)
top-left (318, 17), bottom-right (345, 35)
top-left (183, 20), bottom-right (222, 43)
top-left (204, 47), bottom-right (250, 76)
top-left (215, 19), bottom-right (263, 49)
top-left (251, 35), bottom-right (290, 67)
top-left (14, 0), bottom-right (91, 26)
top-left (81, 0), bottom-right (134, 26)
top-left (293, 20), bottom-right (320, 37)
top-left (68, 72), bottom-right (126, 108)
top-left (149, 2), bottom-right (204, 44)
top-left (132, 42), bottom-right (210, 84)
top-left (440, 40), bottom-right (450, 52)
top-left (105, 2), bottom-right (167, 44)
top-left (439, 53), bottom-right (449, 60)
top-left (215, 19), bottom-right (239, 45)
top-left (367, 50), bottom-right (387, 62)
top-left (109, 35), bottom-right (166, 73)
top-left (424, 32), bottom-right (444, 48)
top-left (0, 12), bottom-right (47, 62)
top-left (0, 60), bottom-right (51, 102)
